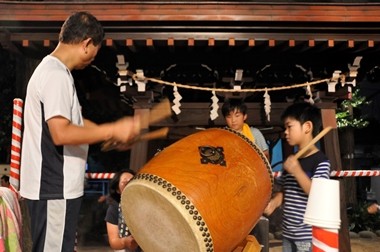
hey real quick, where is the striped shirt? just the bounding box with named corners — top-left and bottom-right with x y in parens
top-left (250, 127), bottom-right (269, 152)
top-left (278, 151), bottom-right (330, 241)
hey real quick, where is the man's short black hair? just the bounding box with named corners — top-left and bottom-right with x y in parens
top-left (59, 11), bottom-right (104, 46)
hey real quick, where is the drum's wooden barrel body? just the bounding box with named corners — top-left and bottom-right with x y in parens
top-left (121, 128), bottom-right (273, 252)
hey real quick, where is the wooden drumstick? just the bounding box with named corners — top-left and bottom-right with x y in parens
top-left (294, 126), bottom-right (333, 159)
top-left (147, 98), bottom-right (172, 125)
top-left (101, 127), bottom-right (169, 151)
top-left (101, 99), bottom-right (172, 151)
top-left (136, 127), bottom-right (169, 142)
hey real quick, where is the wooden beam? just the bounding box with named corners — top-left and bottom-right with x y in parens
top-left (3, 2), bottom-right (380, 48)
top-left (126, 39), bottom-right (133, 47)
top-left (229, 38), bottom-right (235, 46)
top-left (188, 38), bottom-right (195, 47)
top-left (43, 39), bottom-right (50, 47)
top-left (146, 38), bottom-right (153, 47)
top-left (348, 40), bottom-right (354, 48)
top-left (328, 39), bottom-right (335, 47)
top-left (3, 2), bottom-right (380, 22)
top-left (105, 38), bottom-right (113, 47)
top-left (248, 39), bottom-right (255, 47)
top-left (167, 37), bottom-right (174, 46)
top-left (150, 102), bottom-right (338, 128)
top-left (22, 39), bottom-right (29, 47)
top-left (208, 38), bottom-right (215, 47)
top-left (130, 95), bottom-right (155, 171)
top-left (130, 108), bottom-right (150, 172)
top-left (126, 38), bottom-right (136, 52)
top-left (321, 108), bottom-right (351, 252)
top-left (368, 40), bottom-right (375, 47)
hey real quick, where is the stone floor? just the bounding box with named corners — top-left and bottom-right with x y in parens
top-left (77, 237), bottom-right (380, 252)
top-left (350, 236), bottom-right (380, 252)
top-left (15, 185), bottom-right (380, 252)
top-left (268, 237), bottom-right (380, 252)
top-left (77, 193), bottom-right (380, 252)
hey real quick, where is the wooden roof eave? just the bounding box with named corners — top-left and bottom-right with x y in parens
top-left (1, 1), bottom-right (380, 22)
top-left (2, 1), bottom-right (380, 50)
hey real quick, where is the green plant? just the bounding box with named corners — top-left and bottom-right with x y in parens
top-left (336, 89), bottom-right (370, 129)
top-left (347, 201), bottom-right (380, 232)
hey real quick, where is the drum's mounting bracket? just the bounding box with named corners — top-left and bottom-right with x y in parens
top-left (198, 146), bottom-right (226, 166)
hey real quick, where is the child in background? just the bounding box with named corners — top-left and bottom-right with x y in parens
top-left (105, 169), bottom-right (141, 252)
top-left (222, 98), bottom-right (270, 160)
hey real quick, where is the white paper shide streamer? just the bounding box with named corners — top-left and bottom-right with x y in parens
top-left (135, 69), bottom-right (147, 92)
top-left (306, 83), bottom-right (314, 104)
top-left (263, 88), bottom-right (271, 121)
top-left (209, 91), bottom-right (219, 120)
top-left (172, 85), bottom-right (182, 115)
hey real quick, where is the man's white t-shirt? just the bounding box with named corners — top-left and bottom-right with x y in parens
top-left (20, 55), bottom-right (88, 200)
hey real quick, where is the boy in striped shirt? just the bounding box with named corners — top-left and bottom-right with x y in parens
top-left (264, 102), bottom-right (330, 252)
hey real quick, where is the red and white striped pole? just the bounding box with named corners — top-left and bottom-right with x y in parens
top-left (312, 226), bottom-right (339, 252)
top-left (10, 98), bottom-right (23, 192)
top-left (272, 170), bottom-right (380, 178)
top-left (85, 172), bottom-right (115, 180)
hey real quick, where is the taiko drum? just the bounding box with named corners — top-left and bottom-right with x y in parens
top-left (121, 128), bottom-right (273, 252)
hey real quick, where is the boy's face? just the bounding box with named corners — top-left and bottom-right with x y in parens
top-left (283, 117), bottom-right (304, 146)
top-left (225, 108), bottom-right (247, 132)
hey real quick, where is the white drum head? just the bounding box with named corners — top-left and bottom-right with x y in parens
top-left (121, 175), bottom-right (213, 252)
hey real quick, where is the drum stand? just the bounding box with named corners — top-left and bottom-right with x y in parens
top-left (232, 235), bottom-right (262, 252)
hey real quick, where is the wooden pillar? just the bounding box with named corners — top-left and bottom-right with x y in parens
top-left (129, 94), bottom-right (154, 172)
top-left (321, 108), bottom-right (351, 252)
